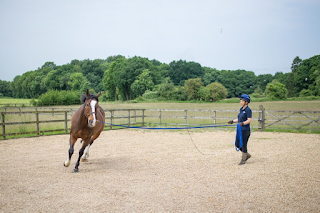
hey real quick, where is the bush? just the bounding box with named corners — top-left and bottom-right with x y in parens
top-left (198, 82), bottom-right (228, 102)
top-left (32, 90), bottom-right (81, 106)
top-left (142, 90), bottom-right (159, 99)
top-left (250, 92), bottom-right (263, 98)
top-left (299, 89), bottom-right (313, 97)
top-left (265, 81), bottom-right (287, 100)
top-left (158, 78), bottom-right (175, 99)
top-left (171, 86), bottom-right (187, 101)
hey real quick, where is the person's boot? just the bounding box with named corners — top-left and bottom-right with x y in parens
top-left (245, 153), bottom-right (251, 161)
top-left (238, 152), bottom-right (247, 165)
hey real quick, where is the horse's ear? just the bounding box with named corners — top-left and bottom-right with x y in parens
top-left (86, 89), bottom-right (90, 97)
top-left (97, 91), bottom-right (101, 98)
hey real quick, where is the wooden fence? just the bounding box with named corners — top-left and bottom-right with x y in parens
top-left (1, 106), bottom-right (320, 139)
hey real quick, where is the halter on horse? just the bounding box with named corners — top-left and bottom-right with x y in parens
top-left (63, 90), bottom-right (105, 172)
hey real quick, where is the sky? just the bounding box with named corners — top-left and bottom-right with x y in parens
top-left (0, 0), bottom-right (319, 81)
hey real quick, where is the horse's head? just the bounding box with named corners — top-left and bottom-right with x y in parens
top-left (83, 90), bottom-right (101, 128)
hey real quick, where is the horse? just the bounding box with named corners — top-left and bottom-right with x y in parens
top-left (63, 90), bottom-right (105, 172)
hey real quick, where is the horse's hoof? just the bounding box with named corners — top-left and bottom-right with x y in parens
top-left (81, 158), bottom-right (88, 162)
top-left (73, 168), bottom-right (79, 173)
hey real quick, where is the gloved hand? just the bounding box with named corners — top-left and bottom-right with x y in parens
top-left (228, 120), bottom-right (234, 124)
top-left (240, 122), bottom-right (244, 127)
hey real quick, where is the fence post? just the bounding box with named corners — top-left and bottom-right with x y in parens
top-left (110, 110), bottom-right (113, 130)
top-left (64, 111), bottom-right (68, 133)
top-left (159, 109), bottom-right (162, 125)
top-left (1, 112), bottom-right (5, 139)
top-left (213, 110), bottom-right (216, 124)
top-left (133, 110), bottom-right (136, 124)
top-left (35, 111), bottom-right (40, 136)
top-left (128, 110), bottom-right (130, 126)
top-left (142, 109), bottom-right (145, 127)
top-left (259, 105), bottom-right (265, 131)
top-left (184, 110), bottom-right (187, 125)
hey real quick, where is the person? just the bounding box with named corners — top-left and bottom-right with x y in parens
top-left (228, 94), bottom-right (252, 165)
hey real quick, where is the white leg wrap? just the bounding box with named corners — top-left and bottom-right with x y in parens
top-left (82, 144), bottom-right (90, 160)
top-left (64, 159), bottom-right (70, 167)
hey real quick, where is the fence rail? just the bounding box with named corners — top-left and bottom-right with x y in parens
top-left (0, 105), bottom-right (319, 139)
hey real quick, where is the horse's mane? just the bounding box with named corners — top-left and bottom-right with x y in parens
top-left (80, 94), bottom-right (99, 104)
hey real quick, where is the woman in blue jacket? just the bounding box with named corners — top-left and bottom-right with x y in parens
top-left (228, 94), bottom-right (252, 165)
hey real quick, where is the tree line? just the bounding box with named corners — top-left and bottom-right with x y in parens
top-left (0, 54), bottom-right (319, 104)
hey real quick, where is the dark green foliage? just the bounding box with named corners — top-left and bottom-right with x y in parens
top-left (217, 70), bottom-right (256, 98)
top-left (169, 60), bottom-right (205, 86)
top-left (202, 67), bottom-right (220, 86)
top-left (255, 74), bottom-right (273, 91)
top-left (0, 80), bottom-right (12, 97)
top-left (294, 55), bottom-right (320, 95)
top-left (103, 56), bottom-right (160, 101)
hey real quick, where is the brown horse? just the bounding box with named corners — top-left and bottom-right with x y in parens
top-left (64, 90), bottom-right (105, 172)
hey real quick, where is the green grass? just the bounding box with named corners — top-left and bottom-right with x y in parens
top-left (98, 100), bottom-right (320, 111)
top-left (0, 97), bottom-right (32, 104)
top-left (1, 98), bottom-right (319, 139)
top-left (0, 97), bottom-right (33, 107)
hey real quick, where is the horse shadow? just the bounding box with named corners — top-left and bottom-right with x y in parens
top-left (80, 156), bottom-right (136, 173)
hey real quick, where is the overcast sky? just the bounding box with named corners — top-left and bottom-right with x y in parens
top-left (0, 0), bottom-right (319, 81)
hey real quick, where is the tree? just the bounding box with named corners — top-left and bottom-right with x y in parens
top-left (265, 80), bottom-right (287, 100)
top-left (155, 63), bottom-right (170, 84)
top-left (131, 69), bottom-right (155, 99)
top-left (291, 56), bottom-right (302, 74)
top-left (106, 55), bottom-right (125, 64)
top-left (198, 82), bottom-right (228, 102)
top-left (169, 60), bottom-right (205, 85)
top-left (0, 80), bottom-right (12, 97)
top-left (157, 77), bottom-right (175, 99)
top-left (184, 78), bottom-right (203, 100)
top-left (217, 70), bottom-right (255, 98)
top-left (102, 56), bottom-right (156, 100)
top-left (293, 55), bottom-right (320, 95)
top-left (44, 70), bottom-right (60, 90)
top-left (308, 69), bottom-right (320, 96)
top-left (102, 59), bottom-right (119, 101)
top-left (41, 61), bottom-right (56, 69)
top-left (202, 67), bottom-right (220, 86)
top-left (69, 73), bottom-right (91, 92)
top-left (255, 74), bottom-right (273, 91)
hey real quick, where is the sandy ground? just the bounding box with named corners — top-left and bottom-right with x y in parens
top-left (0, 129), bottom-right (319, 212)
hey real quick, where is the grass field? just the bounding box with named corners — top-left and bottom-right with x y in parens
top-left (1, 98), bottom-right (319, 139)
top-left (0, 97), bottom-right (32, 103)
top-left (1, 96), bottom-right (320, 111)
top-left (99, 100), bottom-right (320, 111)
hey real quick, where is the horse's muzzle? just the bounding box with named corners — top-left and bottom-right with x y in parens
top-left (88, 119), bottom-right (96, 127)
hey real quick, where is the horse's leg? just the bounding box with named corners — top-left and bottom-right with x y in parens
top-left (64, 135), bottom-right (77, 167)
top-left (81, 138), bottom-right (93, 162)
top-left (81, 128), bottom-right (102, 161)
top-left (74, 138), bottom-right (90, 172)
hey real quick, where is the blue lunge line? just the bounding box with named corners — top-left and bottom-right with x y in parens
top-left (235, 123), bottom-right (243, 151)
top-left (98, 121), bottom-right (235, 130)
